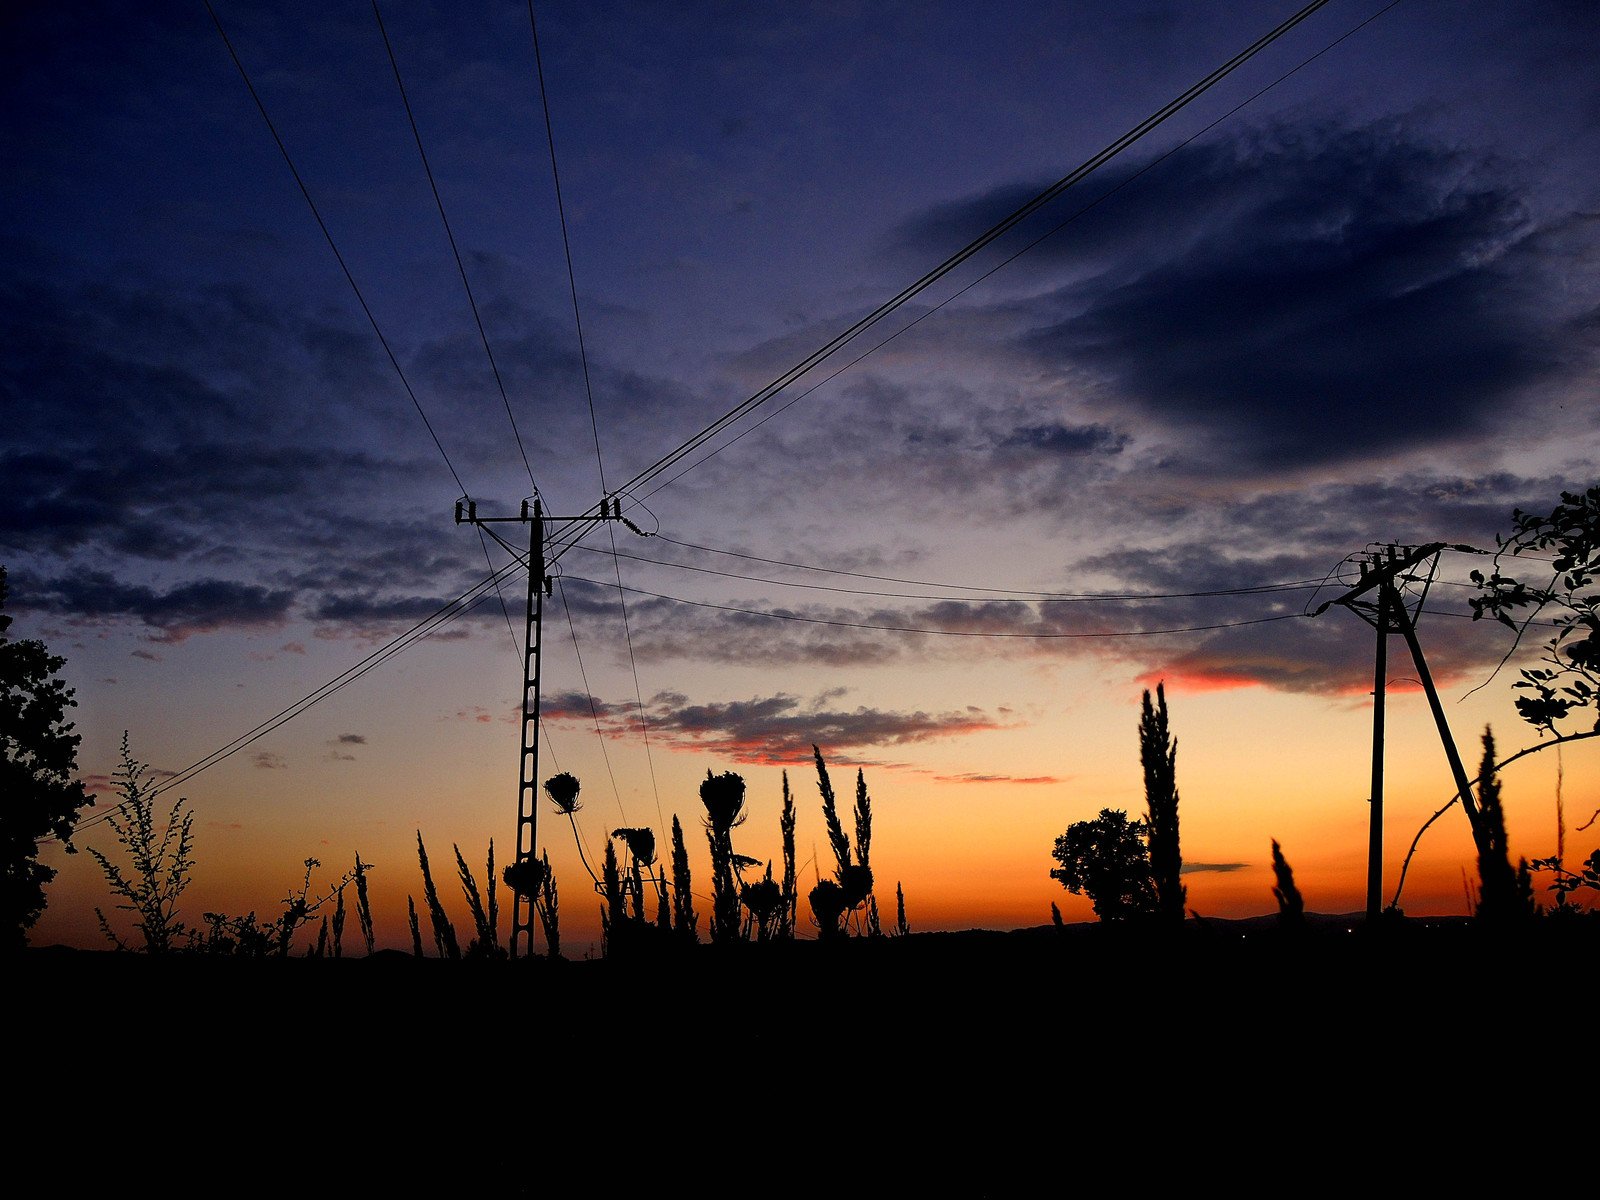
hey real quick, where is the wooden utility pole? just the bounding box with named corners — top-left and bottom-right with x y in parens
top-left (456, 496), bottom-right (622, 958)
top-left (1317, 542), bottom-right (1486, 921)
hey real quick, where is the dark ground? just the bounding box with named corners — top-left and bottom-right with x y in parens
top-left (15, 914), bottom-right (1593, 1191)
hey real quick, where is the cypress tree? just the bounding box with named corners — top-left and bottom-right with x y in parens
top-left (1139, 683), bottom-right (1186, 925)
top-left (1270, 839), bottom-right (1305, 929)
top-left (1474, 726), bottom-right (1521, 924)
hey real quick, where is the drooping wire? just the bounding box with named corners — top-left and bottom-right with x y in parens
top-left (203, 0), bottom-right (469, 499)
top-left (529, 0), bottom-right (664, 835)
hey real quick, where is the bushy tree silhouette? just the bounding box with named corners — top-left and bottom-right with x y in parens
top-left (1050, 808), bottom-right (1157, 922)
top-left (1, 567), bottom-right (95, 950)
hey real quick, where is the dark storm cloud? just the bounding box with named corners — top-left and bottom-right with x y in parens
top-left (543, 688), bottom-right (1003, 765)
top-left (13, 569), bottom-right (293, 642)
top-left (895, 121), bottom-right (1593, 473)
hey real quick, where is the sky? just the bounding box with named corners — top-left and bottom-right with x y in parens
top-left (5, 0), bottom-right (1598, 954)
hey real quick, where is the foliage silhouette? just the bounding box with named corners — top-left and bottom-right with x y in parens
top-left (670, 814), bottom-right (698, 942)
top-left (811, 746), bottom-right (877, 935)
top-left (1471, 727), bottom-right (1532, 925)
top-left (89, 735), bottom-right (195, 953)
top-left (502, 851), bottom-right (561, 958)
top-left (1470, 484), bottom-right (1599, 734)
top-left (701, 769), bottom-right (747, 944)
top-left (354, 853), bottom-right (375, 956)
top-left (191, 857), bottom-right (333, 958)
top-left (1140, 682), bottom-right (1186, 925)
top-left (779, 771), bottom-right (798, 939)
top-left (416, 832), bottom-right (460, 960)
top-left (456, 841), bottom-right (504, 959)
top-left (808, 877), bottom-right (847, 941)
top-left (1, 566), bottom-right (95, 950)
top-left (1050, 808), bottom-right (1157, 922)
top-left (1270, 840), bottom-right (1304, 929)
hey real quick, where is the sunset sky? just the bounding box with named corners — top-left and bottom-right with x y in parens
top-left (6, 0), bottom-right (1597, 954)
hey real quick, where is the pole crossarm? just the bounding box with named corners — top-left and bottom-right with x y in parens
top-left (454, 494), bottom-right (623, 958)
top-left (1312, 541), bottom-right (1475, 622)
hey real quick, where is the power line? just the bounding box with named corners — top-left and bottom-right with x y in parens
top-left (550, 0), bottom-right (1339, 537)
top-left (204, 0), bottom-right (469, 499)
top-left (372, 0), bottom-right (540, 496)
top-left (633, 0), bottom-right (1403, 503)
top-left (530, 0), bottom-right (665, 832)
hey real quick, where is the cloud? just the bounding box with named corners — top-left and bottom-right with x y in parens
top-left (12, 570), bottom-right (293, 642)
top-left (544, 688), bottom-right (1008, 766)
top-left (888, 120), bottom-right (1595, 478)
top-left (251, 751), bottom-right (286, 770)
top-left (1181, 862), bottom-right (1249, 875)
top-left (335, 734), bottom-right (366, 745)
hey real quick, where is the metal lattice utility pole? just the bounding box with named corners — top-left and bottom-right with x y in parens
top-left (456, 496), bottom-right (622, 958)
top-left (1316, 542), bottom-right (1485, 921)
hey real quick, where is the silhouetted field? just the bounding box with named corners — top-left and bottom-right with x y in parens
top-left (17, 915), bottom-right (1588, 1190)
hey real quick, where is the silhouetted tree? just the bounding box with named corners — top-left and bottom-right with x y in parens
top-left (2, 567), bottom-right (95, 950)
top-left (1140, 682), bottom-right (1185, 925)
top-left (1470, 484), bottom-right (1599, 734)
top-left (1050, 808), bottom-right (1157, 922)
top-left (1270, 839), bottom-right (1305, 929)
top-left (895, 881), bottom-right (910, 936)
top-left (1473, 727), bottom-right (1533, 925)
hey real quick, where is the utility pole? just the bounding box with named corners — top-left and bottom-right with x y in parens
top-left (1316, 542), bottom-right (1486, 921)
top-left (456, 496), bottom-right (623, 958)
